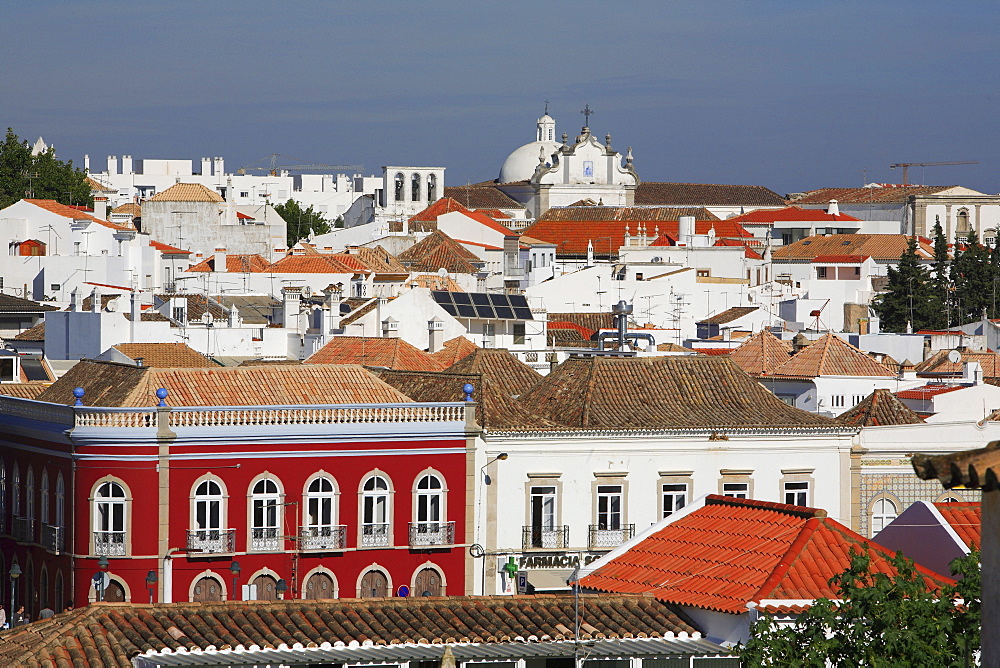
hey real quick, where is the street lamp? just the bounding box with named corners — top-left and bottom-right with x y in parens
top-left (276, 578), bottom-right (288, 600)
top-left (9, 563), bottom-right (21, 610)
top-left (93, 556), bottom-right (109, 602)
top-left (481, 452), bottom-right (508, 485)
top-left (229, 561), bottom-right (241, 601)
top-left (145, 571), bottom-right (158, 604)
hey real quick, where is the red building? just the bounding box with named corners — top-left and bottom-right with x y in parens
top-left (0, 361), bottom-right (476, 615)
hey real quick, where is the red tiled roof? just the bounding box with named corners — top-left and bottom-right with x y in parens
top-left (581, 495), bottom-right (951, 614)
top-left (915, 349), bottom-right (1000, 377)
top-left (691, 348), bottom-right (732, 356)
top-left (811, 255), bottom-right (870, 263)
top-left (713, 238), bottom-right (763, 259)
top-left (147, 182), bottom-right (224, 202)
top-left (728, 205), bottom-right (862, 224)
top-left (769, 333), bottom-right (896, 378)
top-left (430, 336), bottom-right (479, 367)
top-left (23, 199), bottom-right (133, 231)
top-left (410, 198), bottom-right (515, 236)
top-left (187, 254), bottom-right (271, 272)
top-left (728, 330), bottom-right (793, 377)
top-left (835, 389), bottom-right (925, 426)
top-left (306, 336), bottom-right (445, 371)
top-left (398, 230), bottom-right (482, 274)
top-left (267, 253), bottom-right (365, 274)
top-left (149, 239), bottom-right (190, 254)
top-left (635, 182), bottom-right (786, 207)
top-left (895, 384), bottom-right (964, 400)
top-left (445, 348), bottom-right (543, 398)
top-left (934, 501), bottom-right (981, 549)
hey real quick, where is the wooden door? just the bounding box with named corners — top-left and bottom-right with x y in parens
top-left (251, 574), bottom-right (278, 601)
top-left (192, 577), bottom-right (222, 602)
top-left (304, 573), bottom-right (335, 600)
top-left (413, 568), bottom-right (441, 597)
top-left (359, 570), bottom-right (387, 598)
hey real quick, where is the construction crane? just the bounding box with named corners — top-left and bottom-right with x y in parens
top-left (889, 161), bottom-right (978, 186)
top-left (237, 153), bottom-right (363, 176)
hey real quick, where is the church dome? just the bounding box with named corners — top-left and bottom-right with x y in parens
top-left (499, 140), bottom-right (561, 184)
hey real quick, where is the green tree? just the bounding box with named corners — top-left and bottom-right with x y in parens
top-left (872, 236), bottom-right (935, 332)
top-left (740, 549), bottom-right (980, 667)
top-left (928, 217), bottom-right (951, 329)
top-left (950, 230), bottom-right (992, 325)
top-left (273, 198), bottom-right (332, 247)
top-left (0, 128), bottom-right (92, 209)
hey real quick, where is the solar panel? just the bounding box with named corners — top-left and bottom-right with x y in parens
top-left (495, 306), bottom-right (515, 319)
top-left (433, 291), bottom-right (534, 320)
top-left (453, 292), bottom-right (472, 305)
top-left (471, 293), bottom-right (490, 306)
top-left (509, 295), bottom-right (529, 308)
top-left (513, 307), bottom-right (534, 319)
top-left (457, 304), bottom-right (477, 318)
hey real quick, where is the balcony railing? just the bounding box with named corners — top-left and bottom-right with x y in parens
top-left (94, 530), bottom-right (126, 556)
top-left (408, 521), bottom-right (455, 548)
top-left (187, 528), bottom-right (235, 554)
top-left (588, 524), bottom-right (635, 550)
top-left (250, 527), bottom-right (281, 552)
top-left (522, 525), bottom-right (570, 550)
top-left (299, 525), bottom-right (347, 551)
top-left (42, 524), bottom-right (63, 554)
top-left (361, 523), bottom-right (390, 547)
top-left (13, 516), bottom-right (36, 544)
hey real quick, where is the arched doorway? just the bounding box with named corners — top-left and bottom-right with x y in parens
top-left (414, 568), bottom-right (441, 597)
top-left (192, 576), bottom-right (223, 602)
top-left (104, 580), bottom-right (126, 602)
top-left (359, 570), bottom-right (388, 598)
top-left (251, 574), bottom-right (278, 601)
top-left (304, 572), bottom-right (335, 600)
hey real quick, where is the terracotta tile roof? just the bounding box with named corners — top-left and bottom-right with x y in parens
top-left (895, 384), bottom-right (965, 400)
top-left (374, 369), bottom-right (558, 430)
top-left (773, 234), bottom-right (934, 262)
top-left (149, 239), bottom-right (190, 254)
top-left (306, 336), bottom-right (445, 371)
top-left (111, 343), bottom-right (219, 368)
top-left (147, 182), bottom-right (224, 202)
top-left (934, 501), bottom-right (981, 549)
top-left (769, 333), bottom-right (896, 378)
top-left (810, 254), bottom-right (870, 263)
top-left (86, 175), bottom-right (115, 192)
top-left (518, 355), bottom-right (834, 430)
top-left (23, 199), bottom-right (133, 231)
top-left (406, 274), bottom-right (467, 291)
top-left (409, 198), bottom-right (515, 235)
top-left (12, 321), bottom-right (45, 341)
top-left (339, 298), bottom-right (380, 327)
top-left (0, 382), bottom-right (50, 399)
top-left (789, 185), bottom-right (955, 205)
top-left (0, 294), bottom-right (57, 313)
top-left (656, 342), bottom-right (691, 353)
top-left (398, 230), bottom-right (483, 274)
top-left (547, 320), bottom-right (597, 345)
top-left (444, 348), bottom-right (543, 398)
top-left (698, 306), bottom-right (758, 325)
top-left (430, 336), bottom-right (479, 366)
top-left (34, 360), bottom-right (411, 407)
top-left (580, 495), bottom-right (951, 614)
top-left (347, 245), bottom-right (409, 273)
top-left (267, 253), bottom-right (367, 274)
top-left (728, 205), bottom-right (862, 224)
top-left (913, 441), bottom-right (1000, 490)
top-left (712, 237), bottom-right (763, 259)
top-left (111, 202), bottom-right (141, 216)
top-left (548, 312), bottom-right (615, 333)
top-left (915, 349), bottom-right (1000, 377)
top-left (727, 330), bottom-right (793, 376)
top-left (443, 184), bottom-right (526, 210)
top-left (691, 348), bottom-right (731, 356)
top-left (187, 254), bottom-right (271, 272)
top-left (538, 206), bottom-right (721, 223)
top-left (836, 389), bottom-right (925, 426)
top-left (0, 595), bottom-right (699, 668)
top-left (635, 182), bottom-right (786, 207)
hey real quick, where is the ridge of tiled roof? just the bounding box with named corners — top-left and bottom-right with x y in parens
top-left (443, 184), bottom-right (526, 210)
top-left (267, 252), bottom-right (367, 274)
top-left (538, 206), bottom-right (721, 223)
top-left (187, 254), bottom-right (271, 273)
top-left (398, 230), bottom-right (482, 274)
top-left (836, 388), bottom-right (925, 426)
top-left (430, 336), bottom-right (479, 366)
top-left (147, 182), bottom-right (224, 202)
top-left (895, 384), bottom-right (964, 400)
top-left (347, 245), bottom-right (409, 274)
top-left (789, 185), bottom-right (955, 205)
top-left (698, 306), bottom-right (758, 325)
top-left (111, 202), bottom-right (141, 216)
top-left (723, 330), bottom-right (792, 377)
top-left (111, 343), bottom-right (219, 368)
top-left (547, 312), bottom-right (615, 332)
top-left (518, 355), bottom-right (834, 430)
top-left (580, 495), bottom-right (952, 614)
top-left (727, 205), bottom-right (862, 224)
top-left (915, 349), bottom-right (1000, 377)
top-left (406, 274), bottom-right (467, 291)
top-left (23, 199), bottom-right (133, 231)
top-left (11, 321), bottom-right (45, 341)
top-left (933, 501), bottom-right (981, 549)
top-left (769, 333), bottom-right (896, 379)
top-left (409, 198), bottom-right (515, 235)
top-left (306, 336), bottom-right (445, 371)
top-left (0, 293), bottom-right (58, 313)
top-left (0, 382), bottom-right (51, 399)
top-left (635, 182), bottom-right (786, 207)
top-left (34, 360), bottom-right (410, 407)
top-left (772, 234), bottom-right (934, 262)
top-left (445, 348), bottom-right (543, 398)
top-left (0, 595), bottom-right (699, 668)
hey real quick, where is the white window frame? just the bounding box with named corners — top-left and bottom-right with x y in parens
top-left (194, 480), bottom-right (224, 532)
top-left (871, 497), bottom-right (898, 536)
top-left (722, 482), bottom-right (749, 498)
top-left (784, 481), bottom-right (809, 506)
top-left (306, 476), bottom-right (337, 531)
top-left (415, 474), bottom-right (443, 524)
top-left (250, 478), bottom-right (282, 551)
top-left (662, 482), bottom-right (689, 518)
top-left (596, 484), bottom-right (623, 530)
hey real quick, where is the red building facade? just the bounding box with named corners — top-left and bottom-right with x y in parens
top-left (0, 362), bottom-right (476, 616)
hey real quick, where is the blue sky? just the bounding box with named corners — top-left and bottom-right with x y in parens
top-left (2, 1), bottom-right (997, 195)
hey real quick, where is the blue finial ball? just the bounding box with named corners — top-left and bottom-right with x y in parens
top-left (155, 387), bottom-right (168, 407)
top-left (462, 383), bottom-right (474, 402)
top-left (73, 387), bottom-right (85, 399)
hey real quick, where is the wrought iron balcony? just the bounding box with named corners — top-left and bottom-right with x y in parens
top-left (408, 521), bottom-right (455, 548)
top-left (186, 528), bottom-right (235, 554)
top-left (94, 530), bottom-right (126, 556)
top-left (250, 527), bottom-right (281, 552)
top-left (299, 525), bottom-right (347, 551)
top-left (42, 524), bottom-right (63, 554)
top-left (360, 523), bottom-right (390, 547)
top-left (13, 516), bottom-right (35, 543)
top-left (522, 525), bottom-right (570, 550)
top-left (588, 524), bottom-right (635, 550)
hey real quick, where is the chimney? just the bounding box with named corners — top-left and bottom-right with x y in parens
top-left (201, 157), bottom-right (212, 176)
top-left (963, 361), bottom-right (983, 385)
top-left (282, 286), bottom-right (302, 329)
top-left (898, 359), bottom-right (918, 381)
top-left (323, 285), bottom-right (342, 333)
top-left (122, 155), bottom-right (133, 175)
top-left (678, 216), bottom-right (695, 246)
top-left (214, 247), bottom-right (228, 273)
top-left (84, 154), bottom-right (90, 172)
top-left (381, 316), bottom-right (399, 338)
top-left (107, 155), bottom-right (117, 175)
top-left (214, 157), bottom-right (225, 176)
top-left (428, 316), bottom-right (445, 352)
top-left (90, 288), bottom-right (101, 313)
top-left (70, 287), bottom-right (81, 311)
top-left (828, 199), bottom-right (840, 217)
top-left (93, 196), bottom-right (108, 221)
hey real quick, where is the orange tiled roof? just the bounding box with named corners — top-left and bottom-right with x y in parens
top-left (811, 254), bottom-right (870, 263)
top-left (149, 239), bottom-right (190, 254)
top-left (769, 333), bottom-right (896, 378)
top-left (934, 501), bottom-right (980, 549)
top-left (410, 198), bottom-right (515, 236)
top-left (267, 253), bottom-right (364, 274)
top-left (306, 336), bottom-right (445, 371)
top-left (915, 349), bottom-right (1000, 377)
top-left (580, 495), bottom-right (951, 614)
top-left (728, 330), bottom-right (793, 376)
top-left (111, 202), bottom-right (141, 216)
top-left (430, 336), bottom-right (479, 366)
top-left (147, 182), bottom-right (224, 202)
top-left (836, 389), bottom-right (925, 426)
top-left (111, 343), bottom-right (219, 368)
top-left (23, 199), bottom-right (133, 231)
top-left (728, 205), bottom-right (862, 224)
top-left (398, 230), bottom-right (483, 274)
top-left (406, 274), bottom-right (467, 291)
top-left (187, 254), bottom-right (271, 273)
top-left (0, 383), bottom-right (51, 399)
top-left (773, 234), bottom-right (934, 262)
top-left (12, 321), bottom-right (45, 341)
top-left (895, 384), bottom-right (964, 400)
top-left (34, 360), bottom-right (410, 407)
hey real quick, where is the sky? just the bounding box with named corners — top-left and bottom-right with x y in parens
top-left (2, 1), bottom-right (998, 196)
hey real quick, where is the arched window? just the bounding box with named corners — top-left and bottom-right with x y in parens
top-left (191, 479), bottom-right (231, 554)
top-left (0, 459), bottom-right (6, 534)
top-left (40, 471), bottom-right (50, 525)
top-left (416, 474), bottom-right (443, 524)
top-left (25, 467), bottom-right (35, 541)
top-left (411, 173), bottom-right (421, 202)
top-left (957, 208), bottom-right (971, 234)
top-left (55, 474), bottom-right (65, 530)
top-left (427, 174), bottom-right (437, 202)
top-left (93, 481), bottom-right (127, 556)
top-left (250, 478), bottom-right (281, 551)
top-left (12, 464), bottom-right (20, 517)
top-left (303, 476), bottom-right (342, 550)
top-left (870, 498), bottom-right (898, 537)
top-left (361, 475), bottom-right (390, 547)
top-left (394, 173), bottom-right (405, 202)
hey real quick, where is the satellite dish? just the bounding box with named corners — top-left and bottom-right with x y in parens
top-left (105, 298), bottom-right (119, 312)
top-left (437, 267), bottom-right (448, 278)
top-left (948, 349), bottom-right (962, 364)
